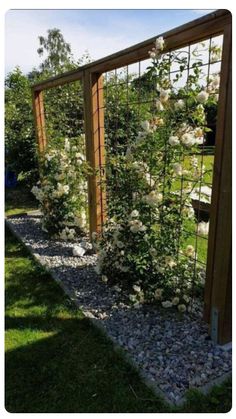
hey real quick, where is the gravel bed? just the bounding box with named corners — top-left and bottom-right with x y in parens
top-left (6, 214), bottom-right (232, 405)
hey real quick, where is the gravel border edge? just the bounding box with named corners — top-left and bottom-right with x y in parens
top-left (5, 216), bottom-right (232, 408)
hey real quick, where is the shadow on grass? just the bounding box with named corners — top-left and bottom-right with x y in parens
top-left (5, 227), bottom-right (168, 413)
top-left (5, 314), bottom-right (170, 413)
top-left (5, 185), bottom-right (37, 217)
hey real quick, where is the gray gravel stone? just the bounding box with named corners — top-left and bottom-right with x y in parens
top-left (7, 214), bottom-right (232, 404)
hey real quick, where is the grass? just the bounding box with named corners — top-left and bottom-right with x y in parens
top-left (5, 184), bottom-right (37, 217)
top-left (5, 227), bottom-right (169, 413)
top-left (5, 227), bottom-right (232, 413)
top-left (5, 185), bottom-right (231, 413)
top-left (170, 154), bottom-right (214, 265)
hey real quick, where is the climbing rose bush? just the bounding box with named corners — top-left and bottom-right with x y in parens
top-left (32, 136), bottom-right (91, 239)
top-left (93, 37), bottom-right (220, 311)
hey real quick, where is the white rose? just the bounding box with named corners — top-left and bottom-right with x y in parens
top-left (155, 36), bottom-right (165, 51)
top-left (197, 221), bottom-right (209, 236)
top-left (133, 284), bottom-right (141, 293)
top-left (172, 163), bottom-right (183, 176)
top-left (183, 294), bottom-right (190, 303)
top-left (165, 256), bottom-right (176, 268)
top-left (75, 152), bottom-right (85, 160)
top-left (195, 136), bottom-right (205, 145)
top-left (45, 153), bottom-right (53, 161)
top-left (144, 191), bottom-right (163, 206)
top-left (129, 294), bottom-right (136, 302)
top-left (162, 300), bottom-right (172, 308)
top-left (130, 219), bottom-right (143, 233)
top-left (185, 245), bottom-right (195, 258)
top-left (149, 50), bottom-right (157, 59)
top-left (196, 91), bottom-right (209, 103)
top-left (140, 225), bottom-right (147, 232)
top-left (181, 133), bottom-right (195, 147)
top-left (160, 89), bottom-right (170, 103)
top-left (211, 74), bottom-right (220, 88)
top-left (63, 185), bottom-right (70, 194)
top-left (182, 205), bottom-right (195, 219)
top-left (178, 304), bottom-right (186, 313)
top-left (172, 297), bottom-right (180, 305)
top-left (130, 209), bottom-right (139, 218)
top-left (194, 128), bottom-right (203, 138)
top-left (155, 100), bottom-right (164, 111)
top-left (168, 136), bottom-right (180, 146)
top-left (174, 99), bottom-right (185, 110)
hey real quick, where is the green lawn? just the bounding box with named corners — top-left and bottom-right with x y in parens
top-left (172, 154), bottom-right (214, 265)
top-left (5, 184), bottom-right (37, 217)
top-left (5, 186), bottom-right (231, 413)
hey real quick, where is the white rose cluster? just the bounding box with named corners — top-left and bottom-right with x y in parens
top-left (88, 36), bottom-right (215, 314)
top-left (143, 190), bottom-right (163, 206)
top-left (168, 125), bottom-right (205, 149)
top-left (197, 221), bottom-right (209, 236)
top-left (148, 36), bottom-right (165, 59)
top-left (31, 136), bottom-right (89, 238)
top-left (129, 219), bottom-right (146, 233)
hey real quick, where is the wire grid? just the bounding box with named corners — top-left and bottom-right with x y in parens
top-left (101, 34), bottom-right (223, 303)
top-left (43, 80), bottom-right (84, 149)
top-left (39, 80), bottom-right (89, 231)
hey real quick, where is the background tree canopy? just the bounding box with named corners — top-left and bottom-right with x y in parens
top-left (5, 28), bottom-right (91, 187)
top-left (5, 28), bottom-right (216, 188)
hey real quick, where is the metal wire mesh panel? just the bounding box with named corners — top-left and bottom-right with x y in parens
top-left (43, 80), bottom-right (84, 146)
top-left (33, 81), bottom-right (90, 236)
top-left (96, 34), bottom-right (223, 314)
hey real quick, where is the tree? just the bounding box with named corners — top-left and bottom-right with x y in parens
top-left (5, 67), bottom-right (38, 186)
top-left (37, 28), bottom-right (73, 74)
top-left (5, 28), bottom-right (86, 187)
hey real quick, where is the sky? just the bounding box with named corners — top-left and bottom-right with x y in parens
top-left (5, 9), bottom-right (215, 74)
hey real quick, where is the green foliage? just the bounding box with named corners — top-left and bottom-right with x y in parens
top-left (31, 136), bottom-right (91, 237)
top-left (37, 28), bottom-right (73, 74)
top-left (5, 68), bottom-right (38, 186)
top-left (5, 28), bottom-right (91, 188)
top-left (94, 38), bottom-right (220, 310)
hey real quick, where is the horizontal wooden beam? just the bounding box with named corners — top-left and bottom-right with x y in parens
top-left (33, 69), bottom-right (83, 92)
top-left (32, 9), bottom-right (231, 92)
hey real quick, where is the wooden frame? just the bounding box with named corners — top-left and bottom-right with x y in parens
top-left (33, 91), bottom-right (47, 153)
top-left (32, 9), bottom-right (232, 344)
top-left (83, 71), bottom-right (106, 233)
top-left (203, 21), bottom-right (232, 344)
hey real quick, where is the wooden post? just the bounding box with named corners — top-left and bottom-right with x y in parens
top-left (203, 20), bottom-right (232, 344)
top-left (83, 71), bottom-right (106, 238)
top-left (32, 90), bottom-right (47, 153)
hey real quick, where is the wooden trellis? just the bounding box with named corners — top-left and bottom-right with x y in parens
top-left (32, 9), bottom-right (232, 344)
